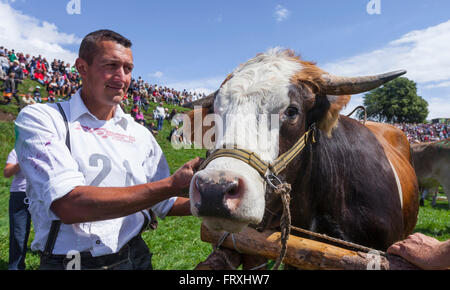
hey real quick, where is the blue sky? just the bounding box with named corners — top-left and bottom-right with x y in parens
top-left (1, 0), bottom-right (449, 119)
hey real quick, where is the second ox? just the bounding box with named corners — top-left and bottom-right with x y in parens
top-left (183, 48), bottom-right (419, 251)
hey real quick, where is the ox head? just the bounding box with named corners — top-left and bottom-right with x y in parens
top-left (184, 48), bottom-right (405, 233)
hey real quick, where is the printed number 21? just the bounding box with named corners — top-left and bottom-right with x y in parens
top-left (89, 154), bottom-right (134, 186)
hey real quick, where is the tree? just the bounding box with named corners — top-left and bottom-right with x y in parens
top-left (361, 77), bottom-right (429, 123)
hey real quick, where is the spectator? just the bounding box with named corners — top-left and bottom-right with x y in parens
top-left (2, 72), bottom-right (19, 105)
top-left (21, 93), bottom-right (36, 109)
top-left (0, 52), bottom-right (10, 74)
top-left (147, 121), bottom-right (158, 136)
top-left (9, 49), bottom-right (17, 62)
top-left (33, 69), bottom-right (45, 85)
top-left (168, 125), bottom-right (183, 143)
top-left (135, 108), bottom-right (145, 125)
top-left (155, 102), bottom-right (165, 131)
top-left (3, 149), bottom-right (32, 270)
top-left (33, 86), bottom-right (42, 103)
top-left (8, 60), bottom-right (24, 87)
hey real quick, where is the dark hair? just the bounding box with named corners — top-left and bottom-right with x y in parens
top-left (79, 29), bottom-right (132, 64)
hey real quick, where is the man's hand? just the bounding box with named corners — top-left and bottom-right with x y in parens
top-left (170, 157), bottom-right (204, 197)
top-left (387, 233), bottom-right (449, 270)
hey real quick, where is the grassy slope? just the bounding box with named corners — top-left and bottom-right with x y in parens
top-left (0, 79), bottom-right (448, 270)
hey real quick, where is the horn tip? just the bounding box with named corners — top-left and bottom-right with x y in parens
top-left (394, 69), bottom-right (407, 76)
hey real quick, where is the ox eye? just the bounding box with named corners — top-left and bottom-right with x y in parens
top-left (285, 106), bottom-right (299, 118)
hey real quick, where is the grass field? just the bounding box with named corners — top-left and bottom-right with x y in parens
top-left (0, 79), bottom-right (448, 270)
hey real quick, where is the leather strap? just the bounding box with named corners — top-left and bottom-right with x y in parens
top-left (199, 127), bottom-right (316, 178)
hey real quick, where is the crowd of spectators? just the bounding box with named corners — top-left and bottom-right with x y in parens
top-left (0, 45), bottom-right (205, 139)
top-left (1, 45), bottom-right (206, 116)
top-left (394, 123), bottom-right (449, 143)
top-left (126, 76), bottom-right (206, 107)
top-left (0, 46), bottom-right (82, 106)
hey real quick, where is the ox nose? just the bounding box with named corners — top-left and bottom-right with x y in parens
top-left (192, 171), bottom-right (245, 218)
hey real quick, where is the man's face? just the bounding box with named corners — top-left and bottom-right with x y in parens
top-left (77, 40), bottom-right (133, 106)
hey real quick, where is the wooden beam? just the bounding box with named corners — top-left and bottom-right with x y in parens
top-left (200, 225), bottom-right (419, 270)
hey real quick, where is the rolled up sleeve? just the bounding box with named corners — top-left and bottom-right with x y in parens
top-left (15, 104), bottom-right (85, 220)
top-left (144, 133), bottom-right (176, 219)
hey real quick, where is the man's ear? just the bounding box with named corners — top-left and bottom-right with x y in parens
top-left (316, 95), bottom-right (351, 137)
top-left (75, 58), bottom-right (88, 78)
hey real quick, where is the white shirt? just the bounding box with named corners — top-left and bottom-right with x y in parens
top-left (6, 149), bottom-right (27, 193)
top-left (14, 89), bottom-right (176, 256)
top-left (155, 106), bottom-right (166, 119)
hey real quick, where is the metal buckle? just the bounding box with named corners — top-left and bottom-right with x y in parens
top-left (265, 172), bottom-right (282, 190)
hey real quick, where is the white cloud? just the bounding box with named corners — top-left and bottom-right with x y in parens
top-left (423, 80), bottom-right (450, 89)
top-left (427, 97), bottom-right (450, 120)
top-left (274, 5), bottom-right (290, 23)
top-left (149, 71), bottom-right (164, 78)
top-left (323, 20), bottom-right (450, 119)
top-left (0, 1), bottom-right (80, 64)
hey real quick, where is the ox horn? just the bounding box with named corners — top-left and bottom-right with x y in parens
top-left (182, 90), bottom-right (218, 109)
top-left (322, 70), bottom-right (407, 95)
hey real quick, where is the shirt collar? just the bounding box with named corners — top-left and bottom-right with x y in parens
top-left (69, 89), bottom-right (129, 130)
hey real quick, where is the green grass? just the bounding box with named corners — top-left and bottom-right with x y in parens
top-left (414, 196), bottom-right (450, 241)
top-left (0, 78), bottom-right (448, 269)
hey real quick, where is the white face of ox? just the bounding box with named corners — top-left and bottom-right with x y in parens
top-left (189, 49), bottom-right (304, 233)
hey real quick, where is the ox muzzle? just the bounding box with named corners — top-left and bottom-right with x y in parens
top-left (189, 127), bottom-right (315, 232)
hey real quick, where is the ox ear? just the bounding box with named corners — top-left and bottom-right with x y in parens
top-left (317, 95), bottom-right (351, 137)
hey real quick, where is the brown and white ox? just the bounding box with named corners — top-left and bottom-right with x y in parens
top-left (184, 49), bottom-right (419, 261)
top-left (411, 139), bottom-right (450, 208)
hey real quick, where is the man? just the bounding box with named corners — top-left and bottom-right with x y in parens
top-left (0, 52), bottom-right (9, 74)
top-left (155, 102), bottom-right (165, 131)
top-left (15, 29), bottom-right (202, 270)
top-left (2, 72), bottom-right (20, 106)
top-left (9, 49), bottom-right (17, 63)
top-left (4, 149), bottom-right (31, 270)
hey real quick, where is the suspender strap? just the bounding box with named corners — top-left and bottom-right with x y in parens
top-left (42, 103), bottom-right (70, 256)
top-left (57, 102), bottom-right (71, 150)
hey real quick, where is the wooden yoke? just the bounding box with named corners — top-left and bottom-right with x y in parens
top-left (198, 224), bottom-right (419, 270)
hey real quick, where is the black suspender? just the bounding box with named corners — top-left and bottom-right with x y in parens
top-left (42, 103), bottom-right (70, 256)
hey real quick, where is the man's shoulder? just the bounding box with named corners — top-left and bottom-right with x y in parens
top-left (16, 102), bottom-right (63, 125)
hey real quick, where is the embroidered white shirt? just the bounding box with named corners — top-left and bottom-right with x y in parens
top-left (14, 90), bottom-right (176, 256)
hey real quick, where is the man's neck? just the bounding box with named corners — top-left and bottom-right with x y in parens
top-left (80, 89), bottom-right (117, 121)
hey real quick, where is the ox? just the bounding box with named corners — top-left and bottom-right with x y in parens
top-left (411, 139), bottom-right (450, 208)
top-left (183, 49), bottom-right (419, 266)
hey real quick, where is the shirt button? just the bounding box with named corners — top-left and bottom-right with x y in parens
top-left (96, 240), bottom-right (101, 245)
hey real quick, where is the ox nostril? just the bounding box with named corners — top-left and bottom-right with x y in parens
top-left (223, 178), bottom-right (244, 212)
top-left (223, 179), bottom-right (239, 196)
